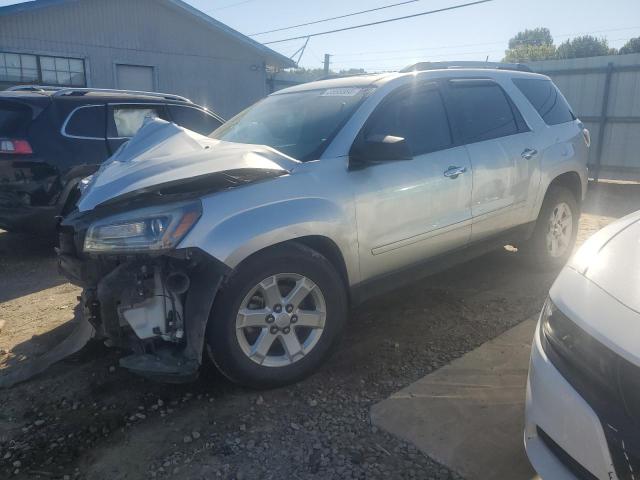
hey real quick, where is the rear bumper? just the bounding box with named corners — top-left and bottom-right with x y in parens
top-left (525, 323), bottom-right (616, 480)
top-left (0, 204), bottom-right (59, 234)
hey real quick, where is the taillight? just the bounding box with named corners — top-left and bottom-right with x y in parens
top-left (582, 128), bottom-right (591, 148)
top-left (0, 139), bottom-right (33, 154)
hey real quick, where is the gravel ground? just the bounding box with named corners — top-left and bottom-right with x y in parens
top-left (0, 181), bottom-right (638, 480)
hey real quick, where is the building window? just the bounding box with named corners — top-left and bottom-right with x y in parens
top-left (0, 53), bottom-right (39, 83)
top-left (40, 56), bottom-right (85, 86)
top-left (0, 52), bottom-right (86, 86)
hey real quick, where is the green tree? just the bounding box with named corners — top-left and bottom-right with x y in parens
top-left (508, 27), bottom-right (554, 48)
top-left (619, 37), bottom-right (640, 55)
top-left (504, 27), bottom-right (556, 62)
top-left (556, 35), bottom-right (611, 59)
top-left (504, 44), bottom-right (557, 62)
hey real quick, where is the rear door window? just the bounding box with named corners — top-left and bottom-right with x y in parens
top-left (513, 78), bottom-right (575, 125)
top-left (108, 104), bottom-right (167, 138)
top-left (167, 105), bottom-right (223, 135)
top-left (63, 105), bottom-right (106, 139)
top-left (366, 84), bottom-right (453, 155)
top-left (446, 80), bottom-right (521, 144)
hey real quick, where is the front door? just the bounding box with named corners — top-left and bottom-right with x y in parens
top-left (351, 82), bottom-right (473, 282)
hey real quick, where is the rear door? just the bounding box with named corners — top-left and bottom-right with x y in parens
top-left (443, 78), bottom-right (538, 241)
top-left (106, 103), bottom-right (169, 153)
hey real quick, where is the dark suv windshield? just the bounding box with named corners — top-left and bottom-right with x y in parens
top-left (210, 87), bottom-right (373, 161)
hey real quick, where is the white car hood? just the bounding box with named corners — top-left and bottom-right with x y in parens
top-left (77, 118), bottom-right (298, 212)
top-left (570, 209), bottom-right (640, 313)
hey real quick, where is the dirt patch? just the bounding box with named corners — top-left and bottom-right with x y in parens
top-left (0, 181), bottom-right (638, 480)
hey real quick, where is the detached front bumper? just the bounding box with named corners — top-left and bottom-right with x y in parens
top-left (525, 323), bottom-right (616, 480)
top-left (57, 226), bottom-right (229, 382)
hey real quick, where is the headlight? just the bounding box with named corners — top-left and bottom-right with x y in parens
top-left (540, 298), bottom-right (617, 392)
top-left (84, 201), bottom-right (201, 254)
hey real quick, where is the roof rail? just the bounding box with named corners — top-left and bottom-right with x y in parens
top-left (51, 87), bottom-right (193, 103)
top-left (6, 85), bottom-right (64, 93)
top-left (400, 61), bottom-right (532, 73)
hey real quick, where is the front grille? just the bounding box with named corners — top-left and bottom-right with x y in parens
top-left (541, 310), bottom-right (640, 480)
top-left (604, 425), bottom-right (640, 480)
top-left (537, 427), bottom-right (598, 480)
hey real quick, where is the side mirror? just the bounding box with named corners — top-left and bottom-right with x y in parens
top-left (350, 134), bottom-right (412, 168)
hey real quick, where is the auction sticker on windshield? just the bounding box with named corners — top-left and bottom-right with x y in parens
top-left (321, 87), bottom-right (363, 97)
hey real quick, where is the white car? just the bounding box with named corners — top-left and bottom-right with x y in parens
top-left (525, 210), bottom-right (640, 480)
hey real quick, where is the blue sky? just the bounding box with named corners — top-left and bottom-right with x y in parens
top-left (2, 0), bottom-right (640, 71)
top-left (193, 0), bottom-right (640, 71)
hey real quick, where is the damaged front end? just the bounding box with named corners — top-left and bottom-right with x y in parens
top-left (57, 201), bottom-right (228, 382)
top-left (54, 118), bottom-right (293, 382)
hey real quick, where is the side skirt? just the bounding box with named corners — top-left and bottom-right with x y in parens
top-left (350, 222), bottom-right (535, 306)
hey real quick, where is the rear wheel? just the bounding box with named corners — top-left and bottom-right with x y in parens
top-left (521, 185), bottom-right (579, 268)
top-left (206, 243), bottom-right (347, 388)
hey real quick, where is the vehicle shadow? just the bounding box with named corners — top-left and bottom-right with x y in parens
top-left (0, 229), bottom-right (67, 303)
top-left (582, 180), bottom-right (640, 218)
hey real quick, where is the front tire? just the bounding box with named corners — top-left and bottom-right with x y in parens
top-left (522, 185), bottom-right (579, 268)
top-left (206, 243), bottom-right (348, 388)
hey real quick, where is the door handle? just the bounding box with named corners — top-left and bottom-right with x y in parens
top-left (443, 166), bottom-right (466, 179)
top-left (521, 148), bottom-right (538, 160)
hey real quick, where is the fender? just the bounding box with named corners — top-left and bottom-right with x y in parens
top-left (181, 196), bottom-right (361, 287)
top-left (528, 127), bottom-right (589, 223)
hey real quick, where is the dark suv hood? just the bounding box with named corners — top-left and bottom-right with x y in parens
top-left (77, 118), bottom-right (298, 212)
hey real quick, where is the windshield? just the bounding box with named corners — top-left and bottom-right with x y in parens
top-left (210, 87), bottom-right (373, 161)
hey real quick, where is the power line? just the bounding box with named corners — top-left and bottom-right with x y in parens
top-left (210, 0), bottom-right (258, 12)
top-left (329, 37), bottom-right (637, 65)
top-left (249, 0), bottom-right (423, 36)
top-left (331, 25), bottom-right (640, 59)
top-left (263, 0), bottom-right (495, 45)
top-left (327, 35), bottom-right (638, 71)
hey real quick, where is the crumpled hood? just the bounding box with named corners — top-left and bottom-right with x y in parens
top-left (77, 118), bottom-right (298, 212)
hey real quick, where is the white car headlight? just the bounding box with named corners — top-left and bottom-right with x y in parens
top-left (84, 201), bottom-right (201, 254)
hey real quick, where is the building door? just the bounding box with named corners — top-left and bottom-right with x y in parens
top-left (115, 64), bottom-right (155, 91)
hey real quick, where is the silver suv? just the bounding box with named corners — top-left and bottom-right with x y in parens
top-left (58, 62), bottom-right (589, 388)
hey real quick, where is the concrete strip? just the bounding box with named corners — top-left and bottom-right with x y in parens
top-left (371, 318), bottom-right (539, 480)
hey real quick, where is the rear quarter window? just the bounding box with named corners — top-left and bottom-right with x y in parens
top-left (63, 105), bottom-right (106, 139)
top-left (512, 78), bottom-right (575, 126)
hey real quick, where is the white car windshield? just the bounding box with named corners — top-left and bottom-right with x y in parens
top-left (210, 87), bottom-right (374, 161)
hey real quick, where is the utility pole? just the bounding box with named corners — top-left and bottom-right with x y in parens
top-left (323, 54), bottom-right (331, 76)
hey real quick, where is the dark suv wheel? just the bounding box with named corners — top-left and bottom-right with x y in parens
top-left (206, 243), bottom-right (348, 388)
top-left (522, 185), bottom-right (580, 268)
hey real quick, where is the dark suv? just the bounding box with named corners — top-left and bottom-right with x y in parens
top-left (0, 86), bottom-right (224, 235)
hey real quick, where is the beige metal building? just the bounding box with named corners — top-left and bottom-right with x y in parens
top-left (0, 0), bottom-right (295, 117)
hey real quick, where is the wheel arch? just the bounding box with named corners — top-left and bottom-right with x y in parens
top-left (547, 171), bottom-right (584, 206)
top-left (183, 197), bottom-right (360, 291)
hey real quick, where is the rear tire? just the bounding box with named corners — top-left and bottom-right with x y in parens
top-left (206, 243), bottom-right (348, 389)
top-left (521, 185), bottom-right (579, 268)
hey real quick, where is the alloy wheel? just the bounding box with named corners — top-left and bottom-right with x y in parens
top-left (546, 202), bottom-right (573, 258)
top-left (235, 273), bottom-right (327, 367)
